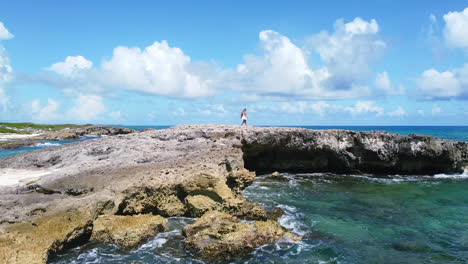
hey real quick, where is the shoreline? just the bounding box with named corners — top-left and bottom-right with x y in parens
top-left (0, 133), bottom-right (42, 140)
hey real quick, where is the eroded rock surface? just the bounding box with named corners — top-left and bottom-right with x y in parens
top-left (0, 125), bottom-right (466, 263)
top-left (183, 210), bottom-right (298, 262)
top-left (90, 214), bottom-right (167, 250)
top-left (34, 125), bottom-right (137, 140)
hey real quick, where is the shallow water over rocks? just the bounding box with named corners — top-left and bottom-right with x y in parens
top-left (49, 172), bottom-right (468, 264)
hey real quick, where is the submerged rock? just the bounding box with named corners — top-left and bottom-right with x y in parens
top-left (267, 207), bottom-right (285, 220)
top-left (90, 214), bottom-right (167, 250)
top-left (265, 171), bottom-right (289, 181)
top-left (183, 210), bottom-right (299, 262)
top-left (0, 140), bottom-right (41, 150)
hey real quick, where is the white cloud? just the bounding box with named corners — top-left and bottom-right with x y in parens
top-left (278, 102), bottom-right (311, 114)
top-left (0, 87), bottom-right (10, 112)
top-left (309, 17), bottom-right (386, 89)
top-left (222, 17), bottom-right (386, 100)
top-left (443, 7), bottom-right (468, 50)
top-left (67, 94), bottom-right (106, 121)
top-left (48, 56), bottom-right (93, 77)
top-left (0, 22), bottom-right (13, 112)
top-left (344, 17), bottom-right (379, 35)
top-left (171, 107), bottom-right (187, 116)
top-left (387, 106), bottom-right (407, 117)
top-left (416, 64), bottom-right (468, 99)
top-left (0, 22), bottom-right (13, 40)
top-left (48, 41), bottom-right (216, 98)
top-left (375, 72), bottom-right (405, 95)
top-left (44, 18), bottom-right (393, 101)
top-left (417, 109), bottom-right (425, 116)
top-left (310, 101), bottom-right (332, 117)
top-left (432, 104), bottom-right (442, 115)
top-left (31, 98), bottom-right (61, 121)
top-left (345, 101), bottom-right (384, 116)
top-left (108, 110), bottom-right (123, 121)
top-left (148, 111), bottom-right (157, 121)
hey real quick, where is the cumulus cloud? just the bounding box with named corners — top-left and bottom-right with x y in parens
top-left (0, 87), bottom-right (10, 112)
top-left (67, 94), bottom-right (106, 121)
top-left (31, 98), bottom-right (61, 121)
top-left (308, 17), bottom-right (386, 90)
top-left (108, 110), bottom-right (123, 121)
top-left (416, 64), bottom-right (468, 99)
top-left (279, 102), bottom-right (311, 114)
top-left (0, 22), bottom-right (13, 40)
top-left (221, 17), bottom-right (386, 100)
top-left (47, 41), bottom-right (217, 98)
top-left (387, 106), bottom-right (407, 117)
top-left (0, 22), bottom-right (13, 112)
top-left (266, 100), bottom-right (389, 118)
top-left (443, 7), bottom-right (468, 50)
top-left (30, 95), bottom-right (107, 122)
top-left (44, 17), bottom-right (394, 101)
top-left (225, 30), bottom-right (331, 98)
top-left (432, 104), bottom-right (442, 115)
top-left (345, 100), bottom-right (384, 116)
top-left (375, 72), bottom-right (405, 95)
top-left (48, 56), bottom-right (93, 77)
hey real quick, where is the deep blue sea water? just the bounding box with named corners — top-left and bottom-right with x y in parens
top-left (1, 126), bottom-right (467, 264)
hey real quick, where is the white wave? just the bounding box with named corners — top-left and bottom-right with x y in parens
top-left (434, 168), bottom-right (468, 179)
top-left (35, 142), bottom-right (61, 147)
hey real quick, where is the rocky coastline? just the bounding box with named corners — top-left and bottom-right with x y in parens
top-left (0, 125), bottom-right (137, 150)
top-left (0, 125), bottom-right (467, 263)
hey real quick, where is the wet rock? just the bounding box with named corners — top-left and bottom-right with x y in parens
top-left (185, 195), bottom-right (220, 217)
top-left (117, 187), bottom-right (186, 217)
top-left (226, 168), bottom-right (256, 194)
top-left (183, 211), bottom-right (298, 262)
top-left (90, 214), bottom-right (167, 250)
top-left (265, 171), bottom-right (289, 181)
top-left (0, 140), bottom-right (41, 149)
top-left (267, 207), bottom-right (285, 220)
top-left (0, 208), bottom-right (94, 264)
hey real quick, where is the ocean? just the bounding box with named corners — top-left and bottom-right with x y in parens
top-left (2, 126), bottom-right (467, 263)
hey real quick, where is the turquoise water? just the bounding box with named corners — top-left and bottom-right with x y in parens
top-left (0, 136), bottom-right (100, 159)
top-left (242, 173), bottom-right (468, 264)
top-left (48, 173), bottom-right (468, 264)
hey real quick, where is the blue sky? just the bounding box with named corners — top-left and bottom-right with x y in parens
top-left (0, 1), bottom-right (468, 125)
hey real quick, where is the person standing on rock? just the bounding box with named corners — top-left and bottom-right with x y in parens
top-left (241, 108), bottom-right (248, 126)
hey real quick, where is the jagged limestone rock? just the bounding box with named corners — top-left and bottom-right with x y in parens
top-left (185, 195), bottom-right (220, 217)
top-left (183, 210), bottom-right (299, 262)
top-left (0, 208), bottom-right (94, 264)
top-left (90, 214), bottom-right (167, 250)
top-left (117, 187), bottom-right (186, 217)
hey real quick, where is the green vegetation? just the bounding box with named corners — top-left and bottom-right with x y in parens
top-left (0, 122), bottom-right (93, 134)
top-left (0, 127), bottom-right (31, 134)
